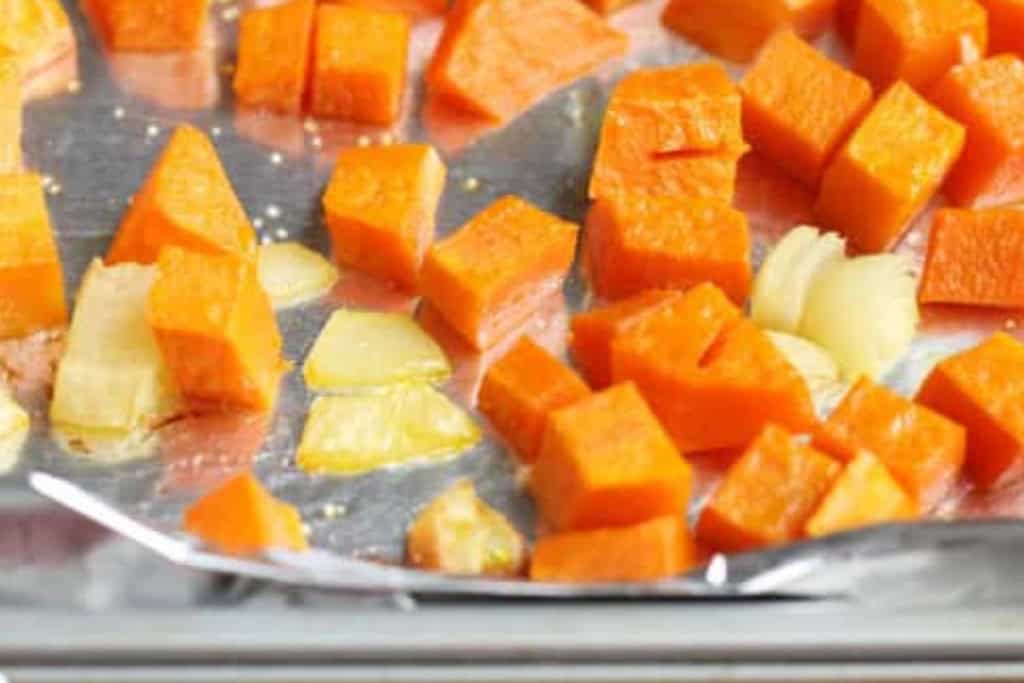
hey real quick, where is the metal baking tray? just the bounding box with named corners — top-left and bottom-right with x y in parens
top-left (4, 0), bottom-right (1024, 603)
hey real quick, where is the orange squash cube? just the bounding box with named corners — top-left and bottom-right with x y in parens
top-left (978, 0), bottom-right (1024, 57)
top-left (322, 144), bottom-right (446, 291)
top-left (585, 194), bottom-right (752, 305)
top-left (815, 82), bottom-right (965, 253)
top-left (420, 196), bottom-right (578, 350)
top-left (427, 0), bottom-right (627, 122)
top-left (530, 383), bottom-right (692, 532)
top-left (815, 378), bottom-right (966, 508)
top-left (147, 247), bottom-right (284, 412)
top-left (233, 0), bottom-right (315, 114)
top-left (697, 424), bottom-right (840, 553)
top-left (661, 0), bottom-right (838, 64)
top-left (107, 125), bottom-right (256, 265)
top-left (183, 471), bottom-right (307, 556)
top-left (612, 284), bottom-right (815, 454)
top-left (0, 55), bottom-right (21, 174)
top-left (740, 31), bottom-right (874, 189)
top-left (0, 174), bottom-right (67, 339)
top-left (478, 337), bottom-right (590, 464)
top-left (853, 0), bottom-right (988, 92)
top-left (530, 516), bottom-right (700, 583)
top-left (919, 208), bottom-right (1024, 309)
top-left (310, 4), bottom-right (409, 124)
top-left (90, 0), bottom-right (211, 52)
top-left (589, 63), bottom-right (746, 203)
top-left (928, 56), bottom-right (1024, 208)
top-left (805, 451), bottom-right (918, 538)
top-left (570, 290), bottom-right (682, 390)
top-left (917, 333), bottom-right (1024, 488)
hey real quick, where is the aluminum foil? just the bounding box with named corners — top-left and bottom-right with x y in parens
top-left (6, 0), bottom-right (1024, 599)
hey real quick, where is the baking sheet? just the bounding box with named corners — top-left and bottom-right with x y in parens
top-left (6, 0), bottom-right (1024, 598)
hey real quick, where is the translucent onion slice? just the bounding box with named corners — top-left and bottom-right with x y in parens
top-left (799, 254), bottom-right (920, 382)
top-left (765, 331), bottom-right (847, 416)
top-left (751, 226), bottom-right (846, 333)
top-left (0, 384), bottom-right (28, 473)
top-left (258, 242), bottom-right (339, 309)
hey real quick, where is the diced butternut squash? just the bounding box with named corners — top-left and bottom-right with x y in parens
top-left (815, 82), bottom-right (965, 253)
top-left (427, 0), bottom-right (627, 122)
top-left (612, 283), bottom-right (815, 454)
top-left (697, 424), bottom-right (840, 553)
top-left (107, 125), bottom-right (256, 265)
top-left (919, 208), bottom-right (1024, 309)
top-left (978, 0), bottom-right (1024, 57)
top-left (303, 310), bottom-right (450, 391)
top-left (805, 451), bottom-right (918, 538)
top-left (740, 31), bottom-right (874, 188)
top-left (815, 378), bottom-right (966, 508)
top-left (661, 0), bottom-right (838, 63)
top-left (90, 0), bottom-right (211, 52)
top-left (530, 516), bottom-right (699, 583)
top-left (183, 471), bottom-right (308, 556)
top-left (570, 290), bottom-right (682, 390)
top-left (580, 0), bottom-right (640, 14)
top-left (257, 242), bottom-right (339, 309)
top-left (297, 386), bottom-right (481, 475)
top-left (233, 0), bottom-right (315, 114)
top-left (853, 0), bottom-right (988, 92)
top-left (917, 333), bottom-right (1024, 488)
top-left (322, 144), bottom-right (446, 290)
top-left (928, 56), bottom-right (1024, 208)
top-left (51, 260), bottom-right (180, 438)
top-left (327, 0), bottom-right (448, 20)
top-left (0, 0), bottom-right (74, 78)
top-left (420, 196), bottom-right (579, 350)
top-left (589, 64), bottom-right (746, 203)
top-left (478, 336), bottom-right (591, 463)
top-left (585, 194), bottom-right (752, 305)
top-left (531, 383), bottom-right (692, 532)
top-left (0, 173), bottom-right (66, 339)
top-left (0, 55), bottom-right (21, 174)
top-left (147, 247), bottom-right (284, 412)
top-left (310, 4), bottom-right (409, 124)
top-left (406, 479), bottom-right (526, 577)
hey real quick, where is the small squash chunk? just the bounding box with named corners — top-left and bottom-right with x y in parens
top-left (51, 260), bottom-right (180, 438)
top-left (147, 247), bottom-right (285, 412)
top-left (740, 31), bottom-right (873, 189)
top-left (420, 196), bottom-right (579, 350)
top-left (530, 516), bottom-right (700, 584)
top-left (183, 471), bottom-right (308, 556)
top-left (589, 63), bottom-right (746, 203)
top-left (0, 56), bottom-right (21, 174)
top-left (805, 451), bottom-right (918, 538)
top-left (816, 378), bottom-right (965, 509)
top-left (917, 333), bottom-right (1024, 489)
top-left (90, 0), bottom-right (211, 52)
top-left (853, 0), bottom-right (987, 92)
top-left (612, 284), bottom-right (815, 454)
top-left (570, 290), bottom-right (683, 390)
top-left (661, 0), bottom-right (837, 63)
top-left (919, 208), bottom-right (1024, 309)
top-left (928, 56), bottom-right (1024, 209)
top-left (107, 126), bottom-right (256, 265)
top-left (585, 194), bottom-right (752, 305)
top-left (407, 479), bottom-right (526, 577)
top-left (427, 0), bottom-right (628, 122)
top-left (257, 242), bottom-right (339, 309)
top-left (303, 310), bottom-right (450, 391)
top-left (696, 424), bottom-right (840, 553)
top-left (978, 0), bottom-right (1024, 57)
top-left (530, 382), bottom-right (693, 532)
top-left (0, 173), bottom-right (67, 339)
top-left (233, 0), bottom-right (316, 114)
top-left (478, 336), bottom-right (591, 463)
top-left (311, 4), bottom-right (410, 124)
top-left (322, 144), bottom-right (447, 291)
top-left (815, 83), bottom-right (965, 253)
top-left (297, 386), bottom-right (481, 476)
